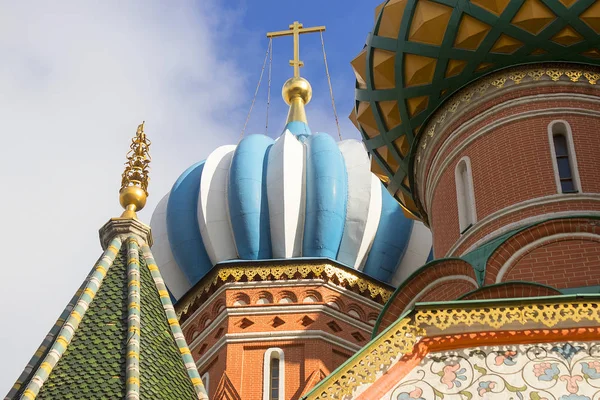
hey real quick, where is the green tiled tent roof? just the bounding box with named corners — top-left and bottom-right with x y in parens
top-left (6, 226), bottom-right (208, 400)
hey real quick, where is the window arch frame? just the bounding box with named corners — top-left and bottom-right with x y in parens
top-left (454, 156), bottom-right (477, 234)
top-left (201, 372), bottom-right (209, 395)
top-left (263, 347), bottom-right (285, 400)
top-left (548, 120), bottom-right (581, 194)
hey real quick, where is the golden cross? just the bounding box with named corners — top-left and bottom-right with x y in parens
top-left (267, 21), bottom-right (326, 78)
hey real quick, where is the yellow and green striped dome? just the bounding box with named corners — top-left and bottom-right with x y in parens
top-left (351, 0), bottom-right (600, 219)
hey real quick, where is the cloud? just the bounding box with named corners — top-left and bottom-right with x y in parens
top-left (0, 1), bottom-right (251, 392)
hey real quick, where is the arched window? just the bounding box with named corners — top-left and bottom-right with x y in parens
top-left (455, 156), bottom-right (477, 234)
top-left (263, 348), bottom-right (284, 400)
top-left (201, 372), bottom-right (209, 394)
top-left (548, 121), bottom-right (580, 194)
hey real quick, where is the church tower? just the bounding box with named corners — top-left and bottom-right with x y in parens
top-left (149, 21), bottom-right (432, 400)
top-left (306, 1), bottom-right (600, 399)
top-left (5, 124), bottom-right (208, 400)
top-left (349, 0), bottom-right (600, 333)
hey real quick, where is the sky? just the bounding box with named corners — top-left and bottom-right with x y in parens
top-left (0, 0), bottom-right (379, 393)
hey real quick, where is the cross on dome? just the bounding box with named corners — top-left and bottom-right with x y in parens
top-left (266, 21), bottom-right (326, 126)
top-left (267, 21), bottom-right (325, 78)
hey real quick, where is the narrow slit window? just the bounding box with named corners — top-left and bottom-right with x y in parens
top-left (549, 121), bottom-right (580, 194)
top-left (553, 134), bottom-right (576, 193)
top-left (263, 348), bottom-right (284, 400)
top-left (455, 157), bottom-right (477, 234)
top-left (270, 357), bottom-right (279, 400)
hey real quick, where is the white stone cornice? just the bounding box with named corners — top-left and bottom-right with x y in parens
top-left (418, 93), bottom-right (600, 211)
top-left (445, 196), bottom-right (600, 257)
top-left (195, 330), bottom-right (361, 370)
top-left (179, 279), bottom-right (383, 329)
top-left (417, 86), bottom-right (600, 204)
top-left (188, 303), bottom-right (375, 351)
top-left (425, 104), bottom-right (600, 212)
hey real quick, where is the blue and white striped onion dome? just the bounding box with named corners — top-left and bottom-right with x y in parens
top-left (150, 121), bottom-right (433, 300)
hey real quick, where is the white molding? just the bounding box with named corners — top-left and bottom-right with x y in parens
top-left (419, 93), bottom-right (600, 208)
top-left (188, 303), bottom-right (374, 350)
top-left (180, 278), bottom-right (384, 329)
top-left (455, 156), bottom-right (477, 234)
top-left (495, 232), bottom-right (600, 283)
top-left (195, 330), bottom-right (361, 371)
top-left (263, 347), bottom-right (285, 400)
top-left (423, 102), bottom-right (600, 212)
top-left (201, 372), bottom-right (209, 394)
top-left (445, 194), bottom-right (600, 257)
top-left (547, 120), bottom-right (582, 194)
top-left (403, 275), bottom-right (478, 314)
top-left (418, 86), bottom-right (600, 187)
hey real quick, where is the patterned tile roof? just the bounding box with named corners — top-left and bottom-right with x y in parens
top-left (6, 232), bottom-right (208, 400)
top-left (351, 0), bottom-right (600, 220)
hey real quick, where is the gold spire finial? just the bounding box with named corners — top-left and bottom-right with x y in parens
top-left (267, 21), bottom-right (325, 124)
top-left (119, 121), bottom-right (151, 219)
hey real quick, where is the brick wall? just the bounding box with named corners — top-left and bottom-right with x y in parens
top-left (417, 279), bottom-right (476, 302)
top-left (376, 259), bottom-right (476, 334)
top-left (421, 84), bottom-right (600, 189)
top-left (201, 339), bottom-right (348, 400)
top-left (424, 86), bottom-right (600, 256)
top-left (504, 237), bottom-right (600, 288)
top-left (184, 281), bottom-right (381, 400)
top-left (453, 199), bottom-right (600, 256)
top-left (460, 282), bottom-right (560, 300)
top-left (485, 218), bottom-right (600, 284)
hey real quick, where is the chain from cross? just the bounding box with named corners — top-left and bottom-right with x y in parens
top-left (267, 21), bottom-right (326, 78)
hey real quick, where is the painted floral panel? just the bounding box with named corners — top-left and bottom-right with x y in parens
top-left (387, 341), bottom-right (600, 400)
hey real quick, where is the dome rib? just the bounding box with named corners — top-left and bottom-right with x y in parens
top-left (197, 145), bottom-right (238, 264)
top-left (337, 139), bottom-right (379, 268)
top-left (302, 133), bottom-right (348, 259)
top-left (167, 161), bottom-right (212, 286)
top-left (363, 185), bottom-right (414, 282)
top-left (228, 134), bottom-right (275, 259)
top-left (150, 193), bottom-right (191, 299)
top-left (266, 130), bottom-right (306, 258)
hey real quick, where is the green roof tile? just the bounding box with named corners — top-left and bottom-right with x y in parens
top-left (36, 247), bottom-right (128, 399)
top-left (7, 230), bottom-right (206, 400)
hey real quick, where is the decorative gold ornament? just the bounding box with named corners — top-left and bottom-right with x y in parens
top-left (119, 121), bottom-right (151, 219)
top-left (415, 300), bottom-right (600, 331)
top-left (307, 319), bottom-right (424, 400)
top-left (282, 76), bottom-right (312, 105)
top-left (281, 76), bottom-right (313, 124)
top-left (415, 64), bottom-right (600, 170)
top-left (306, 298), bottom-right (600, 400)
top-left (175, 261), bottom-right (393, 318)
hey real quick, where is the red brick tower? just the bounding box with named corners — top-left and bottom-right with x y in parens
top-left (174, 260), bottom-right (391, 399)
top-left (348, 0), bottom-right (600, 334)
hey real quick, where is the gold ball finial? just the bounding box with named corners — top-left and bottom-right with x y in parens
top-left (119, 186), bottom-right (147, 214)
top-left (282, 77), bottom-right (312, 105)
